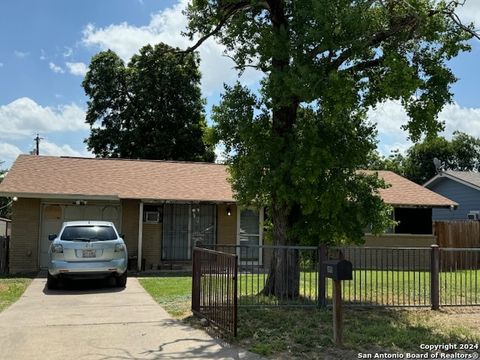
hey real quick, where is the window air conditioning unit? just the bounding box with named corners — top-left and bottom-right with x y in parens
top-left (144, 211), bottom-right (160, 223)
top-left (467, 211), bottom-right (480, 220)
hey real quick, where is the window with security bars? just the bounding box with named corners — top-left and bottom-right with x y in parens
top-left (162, 204), bottom-right (216, 261)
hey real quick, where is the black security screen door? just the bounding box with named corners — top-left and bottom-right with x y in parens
top-left (162, 204), bottom-right (216, 261)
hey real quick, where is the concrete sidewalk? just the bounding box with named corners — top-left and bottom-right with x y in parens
top-left (0, 277), bottom-right (261, 360)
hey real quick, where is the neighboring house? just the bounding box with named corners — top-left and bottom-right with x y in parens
top-left (0, 155), bottom-right (264, 273)
top-left (364, 171), bottom-right (457, 234)
top-left (424, 170), bottom-right (480, 221)
top-left (0, 156), bottom-right (456, 273)
top-left (361, 171), bottom-right (457, 249)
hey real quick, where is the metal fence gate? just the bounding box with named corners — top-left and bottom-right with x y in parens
top-left (191, 247), bottom-right (238, 336)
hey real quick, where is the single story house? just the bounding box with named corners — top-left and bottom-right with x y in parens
top-left (0, 155), bottom-right (256, 273)
top-left (0, 156), bottom-right (456, 273)
top-left (424, 170), bottom-right (480, 221)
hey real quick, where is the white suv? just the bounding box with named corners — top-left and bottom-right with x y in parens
top-left (47, 221), bottom-right (128, 289)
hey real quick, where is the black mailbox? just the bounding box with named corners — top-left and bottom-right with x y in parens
top-left (324, 259), bottom-right (353, 281)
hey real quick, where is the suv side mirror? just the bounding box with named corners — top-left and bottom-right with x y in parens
top-left (48, 234), bottom-right (57, 241)
top-left (119, 234), bottom-right (125, 239)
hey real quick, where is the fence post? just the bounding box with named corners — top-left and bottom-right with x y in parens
top-left (233, 253), bottom-right (238, 337)
top-left (430, 245), bottom-right (440, 311)
top-left (191, 248), bottom-right (201, 313)
top-left (317, 244), bottom-right (327, 308)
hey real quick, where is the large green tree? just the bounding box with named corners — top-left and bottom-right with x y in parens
top-left (185, 0), bottom-right (476, 297)
top-left (373, 132), bottom-right (480, 184)
top-left (83, 43), bottom-right (215, 162)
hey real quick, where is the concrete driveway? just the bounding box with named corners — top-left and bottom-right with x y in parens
top-left (0, 277), bottom-right (260, 360)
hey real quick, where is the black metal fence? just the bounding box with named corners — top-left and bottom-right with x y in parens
top-left (191, 247), bottom-right (238, 336)
top-left (204, 244), bottom-right (480, 309)
top-left (439, 248), bottom-right (480, 306)
top-left (0, 236), bottom-right (8, 274)
top-left (206, 244), bottom-right (321, 306)
top-left (328, 246), bottom-right (432, 307)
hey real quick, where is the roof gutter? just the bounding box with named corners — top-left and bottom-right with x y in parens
top-left (389, 203), bottom-right (458, 209)
top-left (0, 192), bottom-right (120, 201)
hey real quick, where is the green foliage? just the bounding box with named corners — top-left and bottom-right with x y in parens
top-left (214, 84), bottom-right (393, 244)
top-left (366, 132), bottom-right (480, 184)
top-left (364, 150), bottom-right (406, 175)
top-left (404, 132), bottom-right (480, 184)
top-left (83, 43), bottom-right (215, 162)
top-left (187, 0), bottom-right (474, 245)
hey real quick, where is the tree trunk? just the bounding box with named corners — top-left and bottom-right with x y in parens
top-left (261, 201), bottom-right (301, 299)
top-left (260, 0), bottom-right (301, 299)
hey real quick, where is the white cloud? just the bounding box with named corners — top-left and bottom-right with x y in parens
top-left (14, 50), bottom-right (29, 59)
top-left (49, 62), bottom-right (65, 74)
top-left (0, 143), bottom-right (23, 164)
top-left (66, 62), bottom-right (88, 76)
top-left (0, 97), bottom-right (87, 139)
top-left (40, 140), bottom-right (92, 158)
top-left (81, 0), bottom-right (261, 95)
top-left (368, 100), bottom-right (480, 155)
top-left (0, 62), bottom-right (3, 68)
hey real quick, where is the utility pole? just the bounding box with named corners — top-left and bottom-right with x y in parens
top-left (34, 134), bottom-right (43, 155)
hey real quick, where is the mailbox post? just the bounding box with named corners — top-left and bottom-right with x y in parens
top-left (323, 259), bottom-right (353, 346)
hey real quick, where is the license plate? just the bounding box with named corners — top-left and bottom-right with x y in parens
top-left (82, 249), bottom-right (96, 258)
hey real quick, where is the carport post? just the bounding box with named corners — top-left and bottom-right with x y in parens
top-left (137, 201), bottom-right (144, 272)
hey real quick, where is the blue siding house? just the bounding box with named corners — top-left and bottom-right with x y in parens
top-left (424, 171), bottom-right (480, 221)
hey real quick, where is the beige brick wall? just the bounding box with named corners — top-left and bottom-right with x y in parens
top-left (363, 234), bottom-right (437, 247)
top-left (142, 223), bottom-right (162, 269)
top-left (217, 204), bottom-right (237, 245)
top-left (121, 199), bottom-right (140, 256)
top-left (10, 198), bottom-right (41, 273)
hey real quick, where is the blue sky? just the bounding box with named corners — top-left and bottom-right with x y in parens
top-left (0, 0), bottom-right (479, 168)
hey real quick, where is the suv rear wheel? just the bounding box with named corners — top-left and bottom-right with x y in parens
top-left (115, 271), bottom-right (127, 288)
top-left (47, 273), bottom-right (59, 290)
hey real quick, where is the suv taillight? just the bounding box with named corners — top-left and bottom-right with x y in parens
top-left (52, 244), bottom-right (63, 253)
top-left (114, 244), bottom-right (125, 252)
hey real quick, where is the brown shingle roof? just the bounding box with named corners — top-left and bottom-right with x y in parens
top-left (0, 156), bottom-right (457, 207)
top-left (363, 170), bottom-right (457, 208)
top-left (0, 155), bottom-right (234, 202)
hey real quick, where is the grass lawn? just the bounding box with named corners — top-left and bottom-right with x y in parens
top-left (139, 275), bottom-right (192, 317)
top-left (0, 276), bottom-right (32, 312)
top-left (139, 274), bottom-right (480, 359)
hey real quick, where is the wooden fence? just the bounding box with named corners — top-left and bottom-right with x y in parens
top-left (433, 221), bottom-right (480, 269)
top-left (434, 220), bottom-right (480, 248)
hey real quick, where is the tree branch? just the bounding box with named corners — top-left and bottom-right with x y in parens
top-left (181, 2), bottom-right (253, 54)
top-left (445, 9), bottom-right (480, 40)
top-left (330, 14), bottom-right (419, 71)
top-left (342, 57), bottom-right (385, 74)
